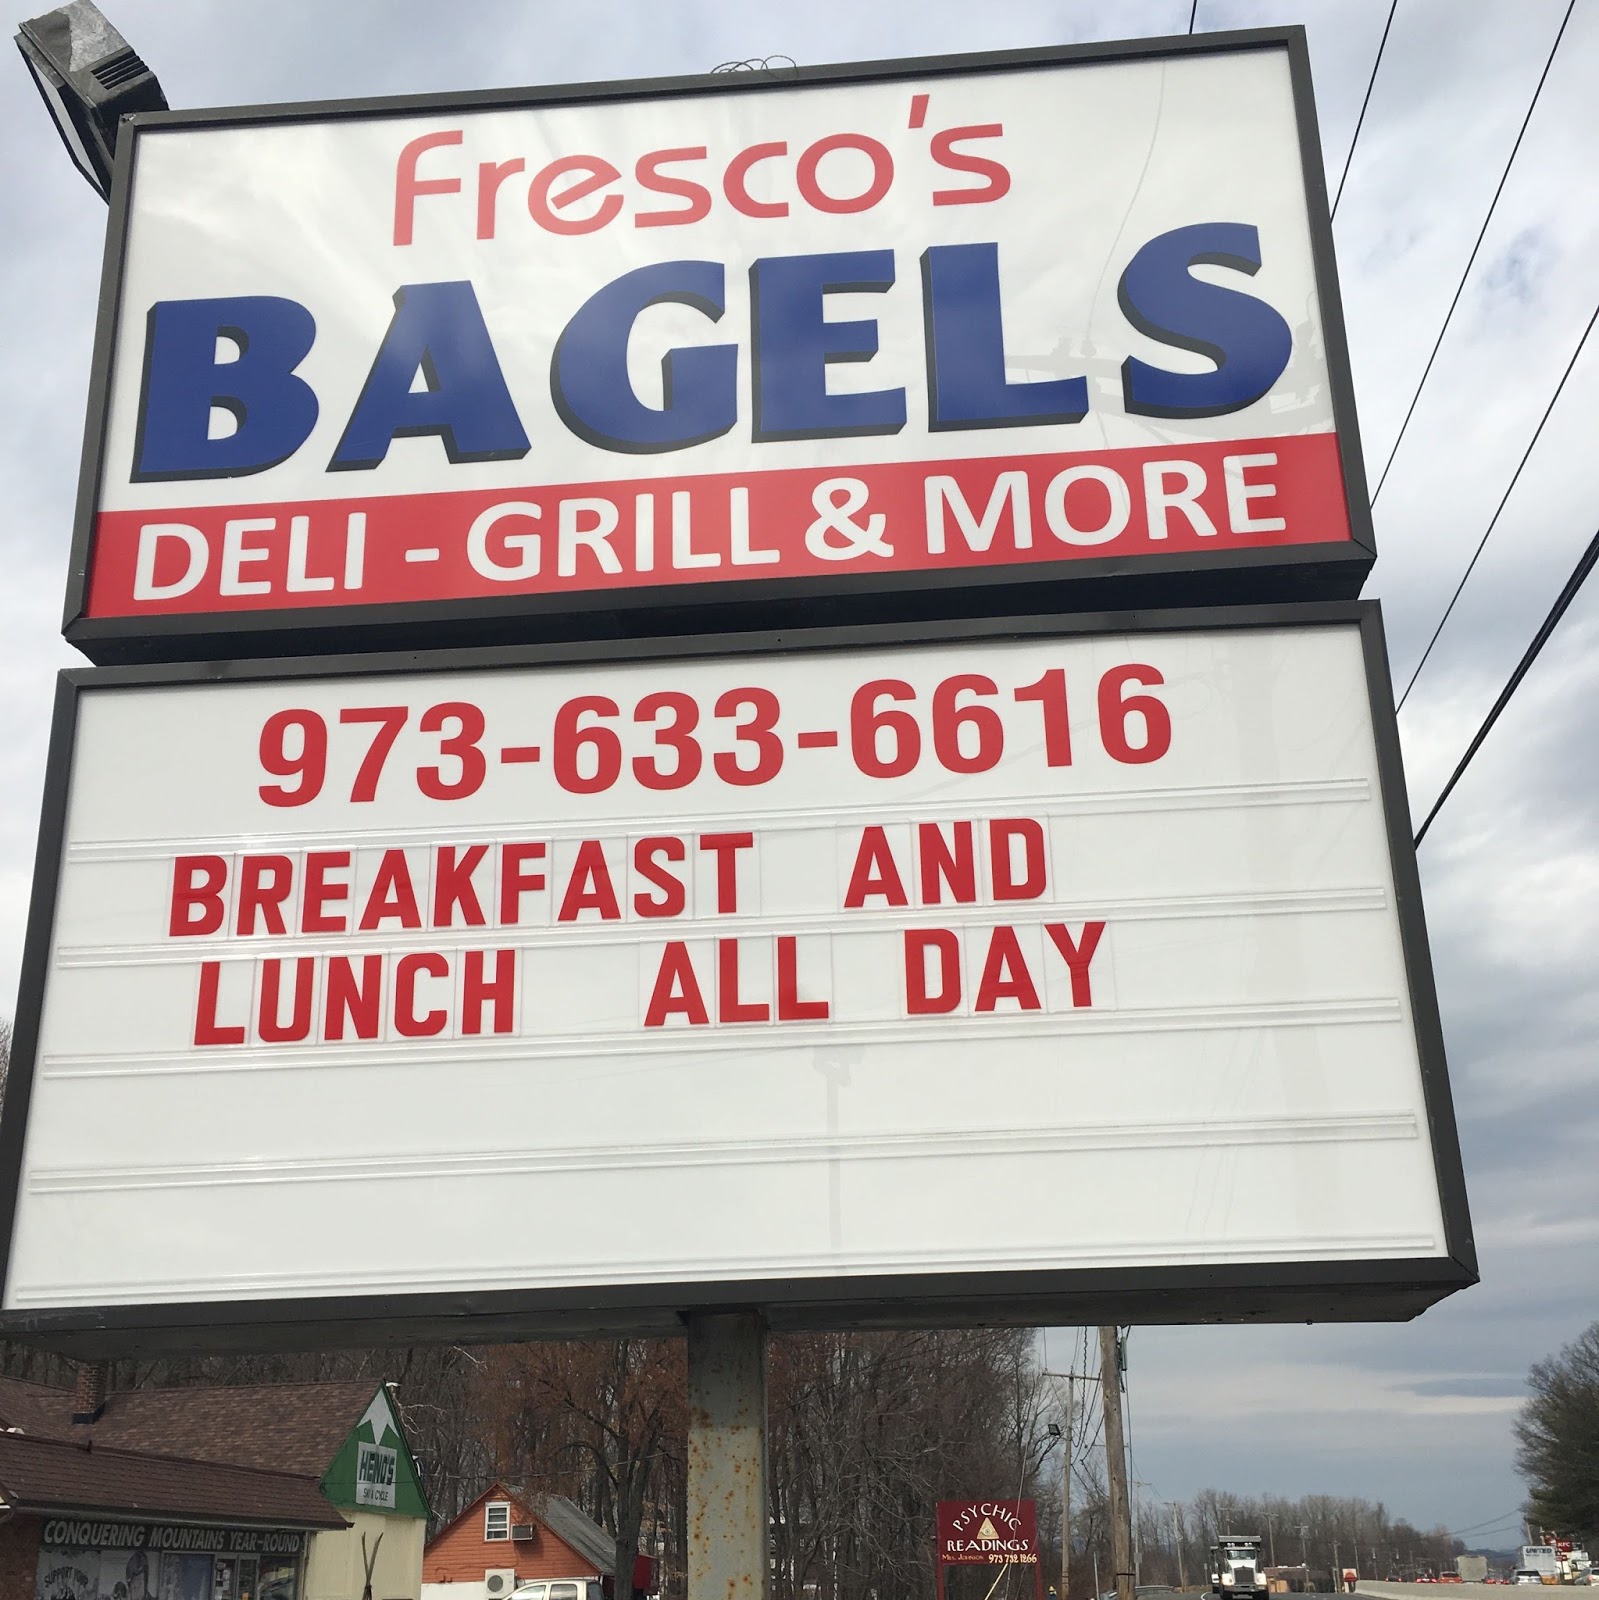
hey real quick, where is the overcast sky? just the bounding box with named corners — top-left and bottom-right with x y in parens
top-left (3, 0), bottom-right (1596, 1544)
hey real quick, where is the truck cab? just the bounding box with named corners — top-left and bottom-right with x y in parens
top-left (1209, 1537), bottom-right (1268, 1600)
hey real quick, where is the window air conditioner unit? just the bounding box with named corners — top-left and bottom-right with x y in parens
top-left (485, 1571), bottom-right (517, 1597)
top-left (511, 1527), bottom-right (536, 1542)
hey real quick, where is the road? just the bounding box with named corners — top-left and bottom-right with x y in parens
top-left (1356, 1585), bottom-right (1505, 1600)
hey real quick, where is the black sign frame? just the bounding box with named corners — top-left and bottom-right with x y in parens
top-left (0, 601), bottom-right (1473, 1357)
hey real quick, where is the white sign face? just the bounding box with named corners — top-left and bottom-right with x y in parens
top-left (3, 617), bottom-right (1462, 1318)
top-left (355, 1442), bottom-right (398, 1507)
top-left (71, 37), bottom-right (1368, 651)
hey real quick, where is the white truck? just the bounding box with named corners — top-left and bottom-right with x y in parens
top-left (1209, 1537), bottom-right (1268, 1600)
top-left (1521, 1546), bottom-right (1560, 1580)
top-left (1516, 1544), bottom-right (1594, 1584)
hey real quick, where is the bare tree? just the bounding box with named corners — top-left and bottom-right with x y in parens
top-left (485, 1338), bottom-right (686, 1600)
top-left (768, 1328), bottom-right (1051, 1600)
top-left (1137, 1492), bottom-right (1463, 1590)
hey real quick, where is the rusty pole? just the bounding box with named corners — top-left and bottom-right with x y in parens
top-left (686, 1311), bottom-right (770, 1600)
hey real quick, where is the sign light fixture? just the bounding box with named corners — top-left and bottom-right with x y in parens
top-left (15, 1), bottom-right (164, 201)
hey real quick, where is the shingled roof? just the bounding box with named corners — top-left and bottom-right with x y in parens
top-left (538, 1496), bottom-right (616, 1575)
top-left (0, 1431), bottom-right (347, 1528)
top-left (0, 1376), bottom-right (378, 1477)
top-left (0, 1374), bottom-right (68, 1436)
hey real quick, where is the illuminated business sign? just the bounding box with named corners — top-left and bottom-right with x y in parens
top-left (65, 31), bottom-right (1372, 663)
top-left (0, 607), bottom-right (1472, 1350)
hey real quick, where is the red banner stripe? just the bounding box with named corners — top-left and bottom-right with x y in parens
top-left (87, 433), bottom-right (1352, 618)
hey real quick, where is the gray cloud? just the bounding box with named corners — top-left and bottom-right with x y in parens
top-left (1477, 226), bottom-right (1560, 313)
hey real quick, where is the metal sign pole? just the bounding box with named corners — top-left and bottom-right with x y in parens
top-left (687, 1311), bottom-right (769, 1600)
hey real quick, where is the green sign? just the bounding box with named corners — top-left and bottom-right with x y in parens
top-left (322, 1388), bottom-right (428, 1520)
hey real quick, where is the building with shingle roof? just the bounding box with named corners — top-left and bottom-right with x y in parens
top-left (0, 1378), bottom-right (380, 1479)
top-left (0, 1431), bottom-right (349, 1530)
top-left (0, 1370), bottom-right (427, 1600)
top-left (422, 1483), bottom-right (646, 1600)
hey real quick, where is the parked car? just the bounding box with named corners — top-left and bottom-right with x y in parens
top-left (512, 1582), bottom-right (604, 1600)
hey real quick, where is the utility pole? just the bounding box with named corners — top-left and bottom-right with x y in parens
top-left (1063, 1395), bottom-right (1072, 1600)
top-left (1171, 1505), bottom-right (1187, 1591)
top-left (1044, 1359), bottom-right (1097, 1600)
top-left (1132, 1480), bottom-right (1155, 1585)
top-left (1266, 1515), bottom-right (1276, 1570)
top-left (1099, 1326), bottom-right (1135, 1600)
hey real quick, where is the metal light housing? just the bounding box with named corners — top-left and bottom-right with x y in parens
top-left (15, 0), bottom-right (165, 201)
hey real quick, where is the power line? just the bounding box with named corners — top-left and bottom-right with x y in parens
top-left (1440, 1506), bottom-right (1525, 1539)
top-left (1187, 1), bottom-right (1198, 34)
top-left (1331, 0), bottom-right (1398, 220)
top-left (1371, 0), bottom-right (1575, 507)
top-left (1414, 517), bottom-right (1599, 847)
top-left (1444, 1515), bottom-right (1524, 1540)
top-left (1397, 293), bottom-right (1599, 710)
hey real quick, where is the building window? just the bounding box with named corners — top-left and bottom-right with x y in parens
top-left (485, 1503), bottom-right (511, 1542)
